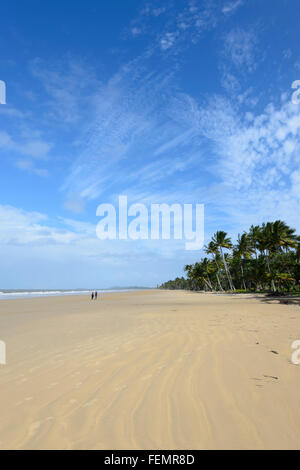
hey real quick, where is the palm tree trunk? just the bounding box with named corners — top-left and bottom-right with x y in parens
top-left (216, 272), bottom-right (223, 291)
top-left (206, 275), bottom-right (213, 291)
top-left (204, 277), bottom-right (213, 291)
top-left (265, 253), bottom-right (276, 292)
top-left (241, 262), bottom-right (246, 290)
top-left (220, 248), bottom-right (235, 290)
top-left (213, 258), bottom-right (224, 291)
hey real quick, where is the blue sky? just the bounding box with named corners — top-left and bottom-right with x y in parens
top-left (0, 0), bottom-right (300, 288)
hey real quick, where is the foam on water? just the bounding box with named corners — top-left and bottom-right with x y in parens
top-left (0, 289), bottom-right (137, 300)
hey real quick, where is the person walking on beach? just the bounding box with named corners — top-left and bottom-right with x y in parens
top-left (94, 291), bottom-right (98, 300)
top-left (91, 292), bottom-right (94, 300)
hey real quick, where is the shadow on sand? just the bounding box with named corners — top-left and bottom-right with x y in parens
top-left (259, 295), bottom-right (300, 306)
top-left (233, 292), bottom-right (300, 307)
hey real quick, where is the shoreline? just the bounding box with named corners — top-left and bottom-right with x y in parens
top-left (0, 288), bottom-right (155, 301)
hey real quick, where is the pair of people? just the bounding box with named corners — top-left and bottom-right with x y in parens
top-left (91, 291), bottom-right (98, 300)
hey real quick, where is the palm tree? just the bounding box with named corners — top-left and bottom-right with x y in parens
top-left (200, 258), bottom-right (214, 291)
top-left (271, 220), bottom-right (298, 252)
top-left (234, 233), bottom-right (254, 290)
top-left (163, 220), bottom-right (300, 294)
top-left (258, 223), bottom-right (276, 291)
top-left (184, 265), bottom-right (195, 290)
top-left (296, 242), bottom-right (300, 262)
top-left (211, 231), bottom-right (235, 290)
top-left (205, 241), bottom-right (224, 291)
top-left (259, 221), bottom-right (298, 291)
top-left (248, 225), bottom-right (261, 259)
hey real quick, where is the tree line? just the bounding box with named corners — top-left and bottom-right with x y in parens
top-left (159, 220), bottom-right (300, 294)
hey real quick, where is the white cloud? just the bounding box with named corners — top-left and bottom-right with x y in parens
top-left (21, 140), bottom-right (52, 159)
top-left (222, 0), bottom-right (244, 14)
top-left (0, 130), bottom-right (51, 158)
top-left (29, 57), bottom-right (100, 124)
top-left (153, 7), bottom-right (166, 16)
top-left (160, 32), bottom-right (178, 50)
top-left (223, 28), bottom-right (258, 72)
top-left (0, 205), bottom-right (76, 245)
top-left (62, 60), bottom-right (198, 201)
top-left (130, 1), bottom-right (237, 56)
top-left (15, 159), bottom-right (49, 177)
top-left (170, 91), bottom-right (300, 232)
top-left (0, 106), bottom-right (27, 118)
top-left (291, 170), bottom-right (300, 196)
top-left (0, 130), bottom-right (51, 175)
top-left (0, 131), bottom-right (13, 147)
top-left (63, 197), bottom-right (85, 214)
top-left (0, 204), bottom-right (200, 288)
top-left (283, 49), bottom-right (292, 60)
top-left (131, 27), bottom-right (141, 36)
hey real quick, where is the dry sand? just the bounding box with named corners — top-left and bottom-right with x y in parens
top-left (0, 289), bottom-right (300, 450)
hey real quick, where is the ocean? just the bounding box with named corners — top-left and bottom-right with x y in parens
top-left (0, 288), bottom-right (145, 300)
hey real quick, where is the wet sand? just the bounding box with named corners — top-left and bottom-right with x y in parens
top-left (0, 289), bottom-right (300, 449)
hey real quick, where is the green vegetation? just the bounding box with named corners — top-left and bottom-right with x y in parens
top-left (159, 220), bottom-right (300, 294)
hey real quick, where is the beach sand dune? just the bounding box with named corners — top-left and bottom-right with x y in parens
top-left (0, 290), bottom-right (300, 449)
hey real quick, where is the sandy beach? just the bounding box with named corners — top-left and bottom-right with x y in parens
top-left (0, 289), bottom-right (300, 450)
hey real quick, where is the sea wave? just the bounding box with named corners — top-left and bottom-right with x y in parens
top-left (0, 288), bottom-right (141, 300)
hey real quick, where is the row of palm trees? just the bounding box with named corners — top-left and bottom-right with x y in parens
top-left (160, 220), bottom-right (300, 293)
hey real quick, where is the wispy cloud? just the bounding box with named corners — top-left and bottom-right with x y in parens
top-left (222, 0), bottom-right (244, 15)
top-left (15, 159), bottom-right (49, 177)
top-left (129, 0), bottom-right (243, 55)
top-left (0, 130), bottom-right (52, 176)
top-left (61, 1), bottom-right (251, 205)
top-left (175, 91), bottom-right (300, 231)
top-left (29, 57), bottom-right (100, 124)
top-left (223, 27), bottom-right (258, 72)
top-left (160, 32), bottom-right (178, 51)
top-left (61, 60), bottom-right (200, 202)
top-left (0, 205), bottom-right (76, 245)
top-left (219, 26), bottom-right (260, 97)
top-left (131, 27), bottom-right (142, 36)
